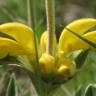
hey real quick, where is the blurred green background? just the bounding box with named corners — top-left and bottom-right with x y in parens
top-left (0, 0), bottom-right (96, 96)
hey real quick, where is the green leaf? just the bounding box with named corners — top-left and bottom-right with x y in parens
top-left (75, 86), bottom-right (82, 96)
top-left (6, 73), bottom-right (18, 96)
top-left (84, 84), bottom-right (96, 96)
top-left (0, 56), bottom-right (20, 65)
top-left (65, 28), bottom-right (96, 49)
top-left (75, 49), bottom-right (90, 69)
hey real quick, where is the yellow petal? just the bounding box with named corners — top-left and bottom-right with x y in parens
top-left (40, 31), bottom-right (57, 53)
top-left (59, 18), bottom-right (96, 54)
top-left (40, 32), bottom-right (46, 53)
top-left (69, 31), bottom-right (96, 51)
top-left (0, 37), bottom-right (32, 58)
top-left (0, 50), bottom-right (7, 59)
top-left (0, 23), bottom-right (35, 54)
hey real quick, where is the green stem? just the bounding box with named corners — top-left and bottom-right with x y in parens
top-left (27, 0), bottom-right (44, 96)
top-left (45, 0), bottom-right (55, 55)
top-left (27, 0), bottom-right (36, 29)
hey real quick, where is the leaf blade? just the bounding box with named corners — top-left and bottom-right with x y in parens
top-left (6, 73), bottom-right (18, 96)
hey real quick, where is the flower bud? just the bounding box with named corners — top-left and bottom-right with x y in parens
top-left (39, 53), bottom-right (56, 74)
top-left (57, 65), bottom-right (70, 78)
top-left (57, 57), bottom-right (76, 78)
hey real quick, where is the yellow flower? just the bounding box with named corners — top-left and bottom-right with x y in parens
top-left (40, 18), bottom-right (96, 78)
top-left (0, 18), bottom-right (96, 80)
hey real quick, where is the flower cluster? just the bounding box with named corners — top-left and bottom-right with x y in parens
top-left (0, 18), bottom-right (96, 82)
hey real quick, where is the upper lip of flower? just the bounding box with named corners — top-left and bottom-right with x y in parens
top-left (0, 22), bottom-right (36, 58)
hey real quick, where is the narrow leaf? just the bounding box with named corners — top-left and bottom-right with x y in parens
top-left (6, 73), bottom-right (18, 96)
top-left (75, 49), bottom-right (90, 68)
top-left (65, 28), bottom-right (96, 49)
top-left (75, 86), bottom-right (82, 96)
top-left (0, 56), bottom-right (20, 65)
top-left (84, 84), bottom-right (96, 96)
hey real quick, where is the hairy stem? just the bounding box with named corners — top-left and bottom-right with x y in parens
top-left (27, 0), bottom-right (44, 96)
top-left (45, 0), bottom-right (55, 55)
